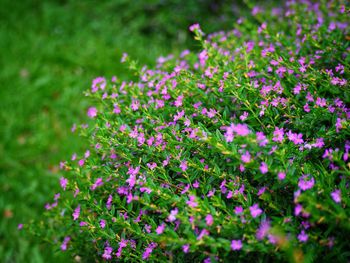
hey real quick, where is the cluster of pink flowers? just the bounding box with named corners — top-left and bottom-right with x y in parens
top-left (43, 1), bottom-right (349, 262)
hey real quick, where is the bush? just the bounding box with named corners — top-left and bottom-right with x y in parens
top-left (35, 1), bottom-right (349, 262)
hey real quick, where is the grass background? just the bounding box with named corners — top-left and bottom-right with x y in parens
top-left (0, 0), bottom-right (240, 261)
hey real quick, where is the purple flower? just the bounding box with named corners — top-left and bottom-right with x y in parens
top-left (241, 151), bottom-right (251, 163)
top-left (87, 107), bottom-right (97, 118)
top-left (78, 159), bottom-right (85, 166)
top-left (131, 99), bottom-right (140, 111)
top-left (298, 230), bottom-right (308, 243)
top-left (256, 220), bottom-right (271, 240)
top-left (249, 203), bottom-right (263, 218)
top-left (168, 208), bottom-right (178, 222)
top-left (232, 123), bottom-right (250, 136)
top-left (224, 129), bottom-right (234, 142)
top-left (259, 162), bottom-right (268, 174)
top-left (294, 204), bottom-right (303, 216)
top-left (102, 246), bottom-right (113, 260)
top-left (91, 77), bottom-right (106, 92)
top-left (257, 187), bottom-right (266, 196)
top-left (180, 160), bottom-right (188, 171)
top-left (331, 189), bottom-right (341, 203)
top-left (121, 53), bottom-right (128, 63)
top-left (72, 205), bottom-right (80, 220)
top-left (272, 127), bottom-right (284, 142)
top-left (182, 244), bottom-right (190, 253)
top-left (106, 195), bottom-right (113, 210)
top-left (60, 236), bottom-right (71, 251)
top-left (189, 23), bottom-right (200, 32)
top-left (115, 239), bottom-right (128, 258)
top-left (174, 95), bottom-right (184, 107)
top-left (90, 177), bottom-right (104, 190)
top-left (298, 175), bottom-right (315, 191)
top-left (197, 229), bottom-right (209, 240)
top-left (186, 195), bottom-right (198, 208)
top-left (142, 242), bottom-right (157, 260)
top-left (126, 174), bottom-right (136, 188)
top-left (234, 206), bottom-right (243, 215)
top-left (60, 177), bottom-right (68, 190)
top-left (256, 131), bottom-right (268, 146)
top-left (156, 223), bottom-right (165, 234)
top-left (277, 172), bottom-right (286, 180)
top-left (231, 239), bottom-right (243, 250)
top-left (205, 214), bottom-right (214, 226)
top-left (287, 131), bottom-right (304, 145)
top-left (100, 219), bottom-right (106, 228)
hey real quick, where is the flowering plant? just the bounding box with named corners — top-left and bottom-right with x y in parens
top-left (37, 1), bottom-right (349, 262)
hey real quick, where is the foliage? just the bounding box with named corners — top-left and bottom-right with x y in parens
top-left (36, 0), bottom-right (350, 262)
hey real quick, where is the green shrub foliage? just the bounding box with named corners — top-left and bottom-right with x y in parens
top-left (39, 1), bottom-right (349, 262)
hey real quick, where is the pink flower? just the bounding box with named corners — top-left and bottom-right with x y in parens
top-left (168, 208), bottom-right (178, 222)
top-left (277, 172), bottom-right (286, 180)
top-left (189, 23), bottom-right (200, 32)
top-left (131, 99), bottom-right (140, 111)
top-left (312, 138), bottom-right (324, 148)
top-left (298, 230), bottom-right (308, 242)
top-left (60, 177), bottom-right (68, 190)
top-left (224, 128), bottom-right (234, 142)
top-left (205, 214), bottom-right (214, 226)
top-left (260, 162), bottom-right (268, 174)
top-left (287, 131), bottom-right (304, 144)
top-left (272, 127), bottom-right (284, 142)
top-left (100, 219), bottom-right (106, 228)
top-left (331, 189), bottom-right (341, 203)
top-left (294, 204), bottom-right (303, 216)
top-left (90, 177), bottom-right (103, 190)
top-left (78, 159), bottom-right (85, 166)
top-left (186, 195), bottom-right (198, 208)
top-left (256, 132), bottom-right (268, 146)
top-left (60, 236), bottom-right (71, 251)
top-left (106, 195), bottom-right (113, 210)
top-left (303, 103), bottom-right (310, 112)
top-left (256, 220), bottom-right (271, 240)
top-left (231, 239), bottom-right (243, 250)
top-left (126, 174), bottom-right (137, 188)
top-left (298, 175), bottom-right (315, 191)
top-left (197, 229), bottom-right (209, 240)
top-left (241, 151), bottom-right (251, 163)
top-left (180, 160), bottom-right (188, 171)
top-left (174, 95), bottom-right (184, 107)
top-left (182, 244), bottom-right (190, 253)
top-left (121, 53), bottom-right (128, 63)
top-left (142, 242), bottom-right (157, 260)
top-left (72, 205), bottom-right (80, 220)
top-left (91, 77), bottom-right (106, 93)
top-left (316, 97), bottom-right (327, 107)
top-left (155, 223), bottom-right (165, 234)
top-left (249, 203), bottom-right (262, 218)
top-left (239, 112), bottom-right (249, 121)
top-left (232, 123), bottom-right (250, 136)
top-left (102, 246), bottom-right (113, 260)
top-left (234, 206), bottom-right (244, 215)
top-left (87, 107), bottom-right (97, 118)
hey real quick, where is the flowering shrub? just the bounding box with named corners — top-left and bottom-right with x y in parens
top-left (39, 1), bottom-right (350, 262)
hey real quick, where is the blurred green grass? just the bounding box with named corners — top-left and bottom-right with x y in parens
top-left (0, 0), bottom-right (239, 262)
